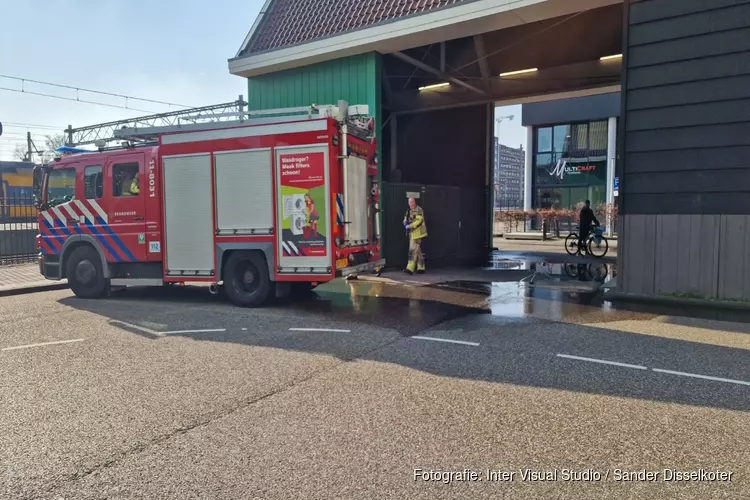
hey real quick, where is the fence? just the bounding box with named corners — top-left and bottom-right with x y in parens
top-left (493, 197), bottom-right (523, 212)
top-left (0, 194), bottom-right (38, 265)
top-left (493, 203), bottom-right (619, 237)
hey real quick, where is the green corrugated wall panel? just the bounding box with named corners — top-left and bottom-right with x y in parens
top-left (246, 53), bottom-right (378, 111)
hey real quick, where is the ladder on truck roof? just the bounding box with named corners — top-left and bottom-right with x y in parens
top-left (64, 97), bottom-right (370, 147)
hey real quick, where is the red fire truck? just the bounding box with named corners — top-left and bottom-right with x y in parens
top-left (35, 101), bottom-right (384, 307)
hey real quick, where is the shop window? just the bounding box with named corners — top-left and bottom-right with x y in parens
top-left (113, 163), bottom-right (140, 197)
top-left (535, 153), bottom-right (554, 185)
top-left (84, 165), bottom-right (103, 199)
top-left (553, 125), bottom-right (570, 154)
top-left (536, 127), bottom-right (552, 153)
top-left (537, 188), bottom-right (562, 210)
top-left (569, 187), bottom-right (588, 209)
top-left (569, 124), bottom-right (588, 156)
top-left (588, 121), bottom-right (608, 156)
top-left (589, 185), bottom-right (606, 209)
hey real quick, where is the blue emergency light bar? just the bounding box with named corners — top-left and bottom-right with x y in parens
top-left (56, 146), bottom-right (92, 154)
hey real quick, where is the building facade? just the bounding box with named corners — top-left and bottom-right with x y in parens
top-left (493, 141), bottom-right (524, 210)
top-left (619, 0), bottom-right (750, 301)
top-left (521, 92), bottom-right (620, 214)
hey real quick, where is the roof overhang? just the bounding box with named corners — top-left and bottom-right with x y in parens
top-left (229, 0), bottom-right (623, 78)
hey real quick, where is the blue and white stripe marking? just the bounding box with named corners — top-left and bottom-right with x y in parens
top-left (40, 199), bottom-right (136, 262)
top-left (336, 194), bottom-right (344, 226)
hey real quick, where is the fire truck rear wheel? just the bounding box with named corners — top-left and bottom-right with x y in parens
top-left (67, 246), bottom-right (107, 299)
top-left (224, 251), bottom-right (270, 307)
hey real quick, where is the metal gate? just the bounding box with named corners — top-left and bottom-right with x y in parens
top-left (382, 182), bottom-right (489, 270)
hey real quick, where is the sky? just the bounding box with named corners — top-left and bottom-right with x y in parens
top-left (0, 0), bottom-right (264, 160)
top-left (494, 104), bottom-right (526, 150)
top-left (0, 0), bottom-right (525, 160)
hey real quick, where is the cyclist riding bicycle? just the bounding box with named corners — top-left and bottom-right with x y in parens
top-left (578, 199), bottom-right (600, 252)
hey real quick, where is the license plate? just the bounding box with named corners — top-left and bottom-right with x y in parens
top-left (336, 258), bottom-right (348, 269)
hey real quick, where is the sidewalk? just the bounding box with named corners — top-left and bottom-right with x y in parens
top-left (494, 237), bottom-right (618, 258)
top-left (0, 263), bottom-right (68, 296)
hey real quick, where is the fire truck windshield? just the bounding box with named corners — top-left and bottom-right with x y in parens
top-left (45, 168), bottom-right (76, 207)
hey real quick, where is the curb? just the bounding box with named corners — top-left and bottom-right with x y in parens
top-left (604, 290), bottom-right (750, 311)
top-left (0, 282), bottom-right (69, 298)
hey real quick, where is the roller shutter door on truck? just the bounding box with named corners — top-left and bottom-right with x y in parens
top-left (162, 153), bottom-right (215, 277)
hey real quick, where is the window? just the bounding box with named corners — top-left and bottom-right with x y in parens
top-left (569, 123), bottom-right (589, 156)
top-left (533, 120), bottom-right (610, 189)
top-left (588, 120), bottom-right (608, 156)
top-left (113, 162), bottom-right (140, 197)
top-left (46, 168), bottom-right (76, 206)
top-left (84, 165), bottom-right (103, 199)
top-left (535, 153), bottom-right (554, 185)
top-left (536, 127), bottom-right (552, 153)
top-left (553, 125), bottom-right (570, 154)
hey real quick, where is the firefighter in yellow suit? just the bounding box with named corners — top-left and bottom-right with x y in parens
top-left (403, 197), bottom-right (427, 274)
top-left (129, 173), bottom-right (140, 195)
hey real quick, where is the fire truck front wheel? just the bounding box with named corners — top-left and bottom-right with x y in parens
top-left (66, 245), bottom-right (107, 299)
top-left (223, 251), bottom-right (270, 308)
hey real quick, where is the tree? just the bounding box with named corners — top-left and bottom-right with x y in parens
top-left (40, 134), bottom-right (66, 162)
top-left (13, 143), bottom-right (28, 161)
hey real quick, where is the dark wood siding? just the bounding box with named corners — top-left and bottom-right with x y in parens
top-left (622, 0), bottom-right (750, 214)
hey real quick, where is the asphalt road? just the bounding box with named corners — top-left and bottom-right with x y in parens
top-left (0, 281), bottom-right (748, 499)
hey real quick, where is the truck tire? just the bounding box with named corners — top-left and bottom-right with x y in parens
top-left (66, 246), bottom-right (107, 299)
top-left (224, 251), bottom-right (271, 307)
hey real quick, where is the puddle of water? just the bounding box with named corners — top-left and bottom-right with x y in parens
top-left (486, 259), bottom-right (532, 271)
top-left (314, 278), bottom-right (625, 326)
top-left (305, 280), bottom-right (487, 335)
top-left (428, 281), bottom-right (493, 296)
top-left (487, 258), bottom-right (617, 283)
top-left (317, 271), bottom-right (750, 327)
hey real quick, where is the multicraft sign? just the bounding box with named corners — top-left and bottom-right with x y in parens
top-left (549, 159), bottom-right (599, 180)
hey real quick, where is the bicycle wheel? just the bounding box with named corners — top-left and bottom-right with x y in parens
top-left (565, 233), bottom-right (580, 256)
top-left (563, 263), bottom-right (578, 278)
top-left (586, 262), bottom-right (609, 282)
top-left (588, 235), bottom-right (609, 258)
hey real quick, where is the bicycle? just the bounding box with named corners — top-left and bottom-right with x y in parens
top-left (563, 261), bottom-right (609, 282)
top-left (564, 226), bottom-right (609, 258)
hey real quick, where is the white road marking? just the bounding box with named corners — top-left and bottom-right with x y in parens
top-left (162, 329), bottom-right (227, 335)
top-left (109, 321), bottom-right (225, 337)
top-left (652, 368), bottom-right (750, 387)
top-left (556, 353), bottom-right (647, 370)
top-left (242, 328), bottom-right (248, 331)
top-left (2, 339), bottom-right (84, 352)
top-left (289, 328), bottom-right (351, 333)
top-left (412, 336), bottom-right (480, 347)
top-left (109, 320), bottom-right (160, 335)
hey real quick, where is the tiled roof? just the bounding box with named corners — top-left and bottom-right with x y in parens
top-left (242, 0), bottom-right (470, 56)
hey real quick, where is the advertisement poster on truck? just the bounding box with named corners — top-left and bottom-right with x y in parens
top-left (278, 152), bottom-right (328, 258)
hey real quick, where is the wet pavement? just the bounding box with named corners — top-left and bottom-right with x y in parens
top-left (1, 259), bottom-right (749, 499)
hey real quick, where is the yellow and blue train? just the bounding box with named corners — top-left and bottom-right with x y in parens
top-left (0, 161), bottom-right (36, 220)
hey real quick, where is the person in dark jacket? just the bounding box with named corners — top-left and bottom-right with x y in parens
top-left (578, 199), bottom-right (600, 252)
